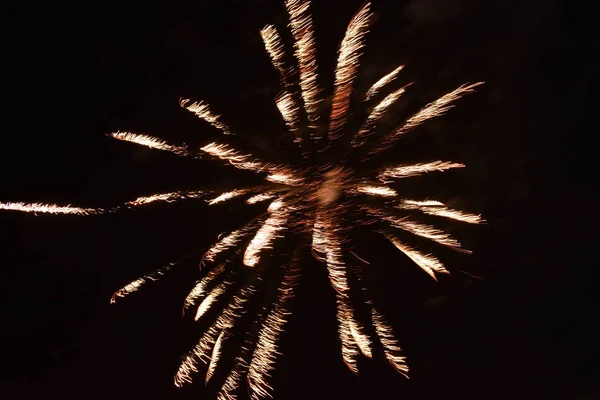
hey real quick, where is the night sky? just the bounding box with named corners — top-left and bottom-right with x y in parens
top-left (1, 0), bottom-right (597, 399)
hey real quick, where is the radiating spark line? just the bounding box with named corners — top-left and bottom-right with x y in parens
top-left (352, 85), bottom-right (410, 147)
top-left (246, 192), bottom-right (277, 205)
top-left (203, 222), bottom-right (261, 264)
top-left (206, 330), bottom-right (226, 384)
top-left (353, 185), bottom-right (397, 197)
top-left (285, 0), bottom-right (322, 130)
top-left (201, 143), bottom-right (267, 173)
top-left (111, 262), bottom-right (176, 303)
top-left (370, 304), bottom-right (409, 377)
top-left (180, 99), bottom-right (232, 135)
top-left (0, 202), bottom-right (99, 215)
top-left (109, 131), bottom-right (190, 156)
top-left (182, 264), bottom-right (226, 315)
top-left (265, 172), bottom-right (304, 186)
top-left (377, 161), bottom-right (465, 182)
top-left (248, 261), bottom-right (301, 399)
top-left (175, 284), bottom-right (257, 387)
top-left (275, 91), bottom-right (301, 137)
top-left (207, 190), bottom-right (247, 206)
top-left (399, 199), bottom-right (484, 224)
top-left (368, 82), bottom-right (484, 157)
top-left (328, 2), bottom-right (372, 140)
top-left (195, 280), bottom-right (232, 321)
top-left (244, 199), bottom-right (289, 267)
top-left (125, 190), bottom-right (205, 206)
top-left (261, 25), bottom-right (294, 88)
top-left (384, 233), bottom-right (448, 280)
top-left (364, 64), bottom-right (405, 102)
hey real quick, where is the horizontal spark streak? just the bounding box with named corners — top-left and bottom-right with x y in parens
top-left (125, 190), bottom-right (205, 206)
top-left (180, 99), bottom-right (232, 135)
top-left (385, 234), bottom-right (448, 280)
top-left (246, 192), bottom-right (277, 204)
top-left (399, 199), bottom-right (484, 224)
top-left (354, 185), bottom-right (397, 197)
top-left (328, 2), bottom-right (372, 140)
top-left (364, 64), bottom-right (405, 102)
top-left (109, 131), bottom-right (189, 156)
top-left (0, 202), bottom-right (99, 215)
top-left (377, 161), bottom-right (465, 182)
top-left (368, 82), bottom-right (484, 157)
top-left (207, 190), bottom-right (247, 206)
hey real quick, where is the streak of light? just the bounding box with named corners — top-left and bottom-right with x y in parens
top-left (125, 190), bottom-right (205, 206)
top-left (363, 64), bottom-right (405, 101)
top-left (261, 25), bottom-right (294, 87)
top-left (182, 264), bottom-right (226, 315)
top-left (109, 131), bottom-right (190, 156)
top-left (367, 82), bottom-right (484, 157)
top-left (399, 199), bottom-right (485, 224)
top-left (207, 190), bottom-right (247, 206)
top-left (246, 192), bottom-right (277, 204)
top-left (328, 2), bottom-right (372, 140)
top-left (377, 161), bottom-right (465, 182)
top-left (0, 202), bottom-right (99, 215)
top-left (354, 185), bottom-right (397, 197)
top-left (206, 330), bottom-right (226, 384)
top-left (370, 304), bottom-right (409, 377)
top-left (180, 99), bottom-right (232, 135)
top-left (195, 280), bottom-right (232, 321)
top-left (384, 233), bottom-right (448, 280)
top-left (244, 199), bottom-right (289, 267)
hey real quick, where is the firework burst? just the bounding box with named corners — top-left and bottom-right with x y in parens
top-left (1, 1), bottom-right (484, 398)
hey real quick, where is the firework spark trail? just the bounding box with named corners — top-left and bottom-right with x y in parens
top-left (109, 131), bottom-right (190, 156)
top-left (384, 233), bottom-right (448, 280)
top-left (195, 279), bottom-right (233, 321)
top-left (353, 185), bottom-right (398, 197)
top-left (363, 65), bottom-right (405, 102)
top-left (248, 261), bottom-right (301, 399)
top-left (261, 25), bottom-right (294, 88)
top-left (206, 330), bottom-right (226, 384)
top-left (183, 264), bottom-right (226, 315)
top-left (125, 190), bottom-right (206, 206)
top-left (377, 161), bottom-right (466, 182)
top-left (207, 189), bottom-right (248, 206)
top-left (352, 85), bottom-right (410, 147)
top-left (244, 199), bottom-right (289, 267)
top-left (203, 221), bottom-right (263, 264)
top-left (110, 263), bottom-right (173, 303)
top-left (174, 283), bottom-right (258, 387)
top-left (375, 211), bottom-right (468, 252)
top-left (246, 192), bottom-right (277, 205)
top-left (367, 82), bottom-right (484, 158)
top-left (285, 0), bottom-right (322, 131)
top-left (369, 304), bottom-right (409, 377)
top-left (328, 2), bottom-right (372, 140)
top-left (275, 91), bottom-right (302, 138)
top-left (180, 99), bottom-right (232, 136)
top-left (399, 199), bottom-right (485, 224)
top-left (0, 202), bottom-right (99, 215)
top-left (200, 142), bottom-right (303, 186)
top-left (320, 211), bottom-right (370, 372)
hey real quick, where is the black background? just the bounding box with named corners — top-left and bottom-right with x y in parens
top-left (1, 0), bottom-right (597, 399)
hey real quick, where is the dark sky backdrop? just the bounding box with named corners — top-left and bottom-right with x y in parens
top-left (1, 0), bottom-right (597, 399)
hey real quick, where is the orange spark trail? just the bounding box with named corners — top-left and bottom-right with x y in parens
top-left (243, 199), bottom-right (289, 267)
top-left (285, 0), bottom-right (322, 131)
top-left (353, 185), bottom-right (397, 197)
top-left (328, 2), bottom-right (372, 140)
top-left (195, 280), bottom-right (232, 321)
top-left (207, 190), bottom-right (247, 206)
top-left (275, 91), bottom-right (301, 138)
top-left (110, 263), bottom-right (174, 303)
top-left (203, 221), bottom-right (261, 264)
top-left (125, 190), bottom-right (205, 206)
top-left (109, 131), bottom-right (190, 156)
top-left (367, 82), bottom-right (484, 157)
top-left (363, 64), bottom-right (405, 102)
top-left (0, 202), bottom-right (99, 215)
top-left (352, 85), bottom-right (410, 147)
top-left (377, 161), bottom-right (465, 182)
top-left (175, 284), bottom-right (257, 387)
top-left (206, 330), bottom-right (226, 384)
top-left (248, 261), bottom-right (301, 399)
top-left (369, 304), bottom-right (409, 377)
top-left (384, 234), bottom-right (448, 280)
top-left (261, 25), bottom-right (294, 88)
top-left (399, 199), bottom-right (485, 224)
top-left (246, 192), bottom-right (277, 205)
top-left (180, 99), bottom-right (232, 135)
top-left (182, 264), bottom-right (226, 315)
